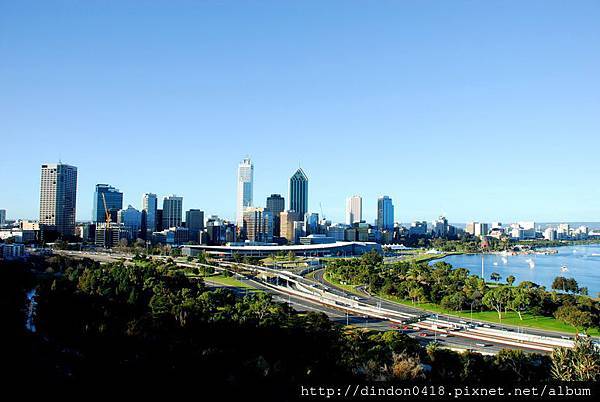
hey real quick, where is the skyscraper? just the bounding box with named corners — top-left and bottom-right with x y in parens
top-left (289, 168), bottom-right (308, 219)
top-left (345, 195), bottom-right (362, 225)
top-left (92, 184), bottom-right (123, 223)
top-left (377, 196), bottom-right (394, 231)
top-left (266, 194), bottom-right (285, 237)
top-left (0, 209), bottom-right (6, 225)
top-left (236, 157), bottom-right (254, 226)
top-left (243, 207), bottom-right (273, 243)
top-left (118, 205), bottom-right (142, 240)
top-left (185, 209), bottom-right (204, 242)
top-left (39, 163), bottom-right (78, 236)
top-left (279, 210), bottom-right (300, 243)
top-left (142, 193), bottom-right (157, 233)
top-left (162, 195), bottom-right (183, 229)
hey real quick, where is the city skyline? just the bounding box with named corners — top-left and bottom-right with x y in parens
top-left (1, 1), bottom-right (599, 223)
top-left (2, 157), bottom-right (600, 225)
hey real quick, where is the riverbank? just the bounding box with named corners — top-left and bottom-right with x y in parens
top-left (321, 267), bottom-right (600, 337)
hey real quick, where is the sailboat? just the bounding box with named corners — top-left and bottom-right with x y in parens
top-left (525, 258), bottom-right (535, 269)
top-left (560, 265), bottom-right (569, 273)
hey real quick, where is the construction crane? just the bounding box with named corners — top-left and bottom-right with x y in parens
top-left (101, 192), bottom-right (111, 226)
top-left (101, 193), bottom-right (112, 248)
top-left (319, 202), bottom-right (325, 220)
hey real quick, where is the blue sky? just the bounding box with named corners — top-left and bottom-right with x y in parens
top-left (1, 0), bottom-right (599, 224)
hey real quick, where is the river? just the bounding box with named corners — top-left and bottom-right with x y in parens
top-left (432, 244), bottom-right (600, 296)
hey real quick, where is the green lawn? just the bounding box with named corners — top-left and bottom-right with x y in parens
top-left (378, 293), bottom-right (600, 336)
top-left (323, 272), bottom-right (369, 297)
top-left (202, 274), bottom-right (260, 291)
top-left (321, 269), bottom-right (599, 336)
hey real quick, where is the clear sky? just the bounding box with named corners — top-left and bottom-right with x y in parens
top-left (1, 0), bottom-right (599, 224)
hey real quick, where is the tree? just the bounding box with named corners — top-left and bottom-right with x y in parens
top-left (551, 336), bottom-right (600, 381)
top-left (554, 305), bottom-right (592, 333)
top-left (490, 272), bottom-right (501, 283)
top-left (508, 287), bottom-right (530, 320)
top-left (482, 286), bottom-right (511, 320)
top-left (408, 286), bottom-right (425, 305)
top-left (552, 276), bottom-right (578, 293)
top-left (390, 353), bottom-right (426, 381)
top-left (506, 275), bottom-right (515, 286)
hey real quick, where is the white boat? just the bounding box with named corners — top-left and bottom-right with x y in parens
top-left (501, 256), bottom-right (508, 265)
top-left (560, 265), bottom-right (569, 273)
top-left (526, 258), bottom-right (535, 269)
top-left (591, 253), bottom-right (600, 257)
top-left (493, 262), bottom-right (498, 266)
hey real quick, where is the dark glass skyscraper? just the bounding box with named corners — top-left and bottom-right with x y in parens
top-left (266, 194), bottom-right (285, 237)
top-left (289, 168), bottom-right (308, 219)
top-left (185, 209), bottom-right (204, 242)
top-left (92, 184), bottom-right (123, 224)
top-left (162, 195), bottom-right (183, 229)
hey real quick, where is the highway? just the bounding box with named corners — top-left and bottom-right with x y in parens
top-left (53, 250), bottom-right (592, 354)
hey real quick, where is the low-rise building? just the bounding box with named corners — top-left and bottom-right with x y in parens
top-left (0, 243), bottom-right (25, 259)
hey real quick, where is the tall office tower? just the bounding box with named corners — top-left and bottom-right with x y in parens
top-left (185, 209), bottom-right (204, 242)
top-left (0, 209), bottom-right (6, 225)
top-left (162, 195), bottom-right (183, 229)
top-left (377, 196), bottom-right (394, 231)
top-left (142, 193), bottom-right (157, 233)
top-left (289, 168), bottom-right (308, 218)
top-left (92, 184), bottom-right (123, 224)
top-left (432, 216), bottom-right (449, 237)
top-left (118, 205), bottom-right (143, 240)
top-left (345, 195), bottom-right (362, 225)
top-left (155, 209), bottom-right (163, 231)
top-left (236, 157), bottom-right (254, 226)
top-left (266, 194), bottom-right (285, 236)
top-left (243, 207), bottom-right (273, 243)
top-left (474, 223), bottom-right (490, 238)
top-left (465, 222), bottom-right (477, 236)
top-left (304, 212), bottom-right (319, 235)
top-left (279, 210), bottom-right (300, 243)
top-left (39, 163), bottom-right (78, 236)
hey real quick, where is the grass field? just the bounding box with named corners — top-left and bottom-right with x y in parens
top-left (322, 272), bottom-right (365, 297)
top-left (321, 269), bottom-right (599, 336)
top-left (202, 274), bottom-right (260, 292)
top-left (378, 293), bottom-right (600, 336)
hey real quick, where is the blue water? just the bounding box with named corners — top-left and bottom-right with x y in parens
top-left (432, 244), bottom-right (600, 296)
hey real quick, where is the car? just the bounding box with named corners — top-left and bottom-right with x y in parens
top-left (439, 333), bottom-right (448, 338)
top-left (476, 343), bottom-right (492, 347)
top-left (459, 320), bottom-right (467, 324)
top-left (419, 333), bottom-right (428, 337)
top-left (561, 336), bottom-right (571, 340)
top-left (402, 325), bottom-right (409, 330)
top-left (482, 324), bottom-right (491, 328)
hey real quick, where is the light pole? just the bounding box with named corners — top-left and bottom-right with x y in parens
top-left (470, 302), bottom-right (474, 325)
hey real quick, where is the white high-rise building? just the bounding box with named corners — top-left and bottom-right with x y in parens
top-left (345, 195), bottom-right (362, 225)
top-left (236, 157), bottom-right (254, 226)
top-left (39, 163), bottom-right (78, 236)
